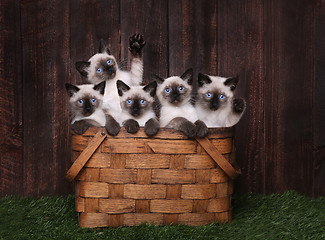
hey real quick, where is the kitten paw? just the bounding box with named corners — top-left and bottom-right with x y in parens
top-left (181, 122), bottom-right (197, 138)
top-left (71, 120), bottom-right (91, 135)
top-left (233, 98), bottom-right (246, 113)
top-left (129, 33), bottom-right (146, 57)
top-left (105, 115), bottom-right (120, 136)
top-left (124, 119), bottom-right (140, 133)
top-left (144, 118), bottom-right (159, 137)
top-left (195, 120), bottom-right (209, 138)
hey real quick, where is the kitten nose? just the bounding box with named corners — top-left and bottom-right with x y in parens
top-left (171, 94), bottom-right (179, 102)
top-left (211, 101), bottom-right (219, 110)
top-left (132, 108), bottom-right (140, 116)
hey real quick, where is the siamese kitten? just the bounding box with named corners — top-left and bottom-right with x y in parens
top-left (195, 73), bottom-right (246, 127)
top-left (75, 33), bottom-right (146, 120)
top-left (65, 81), bottom-right (120, 136)
top-left (154, 69), bottom-right (208, 138)
top-left (116, 80), bottom-right (159, 136)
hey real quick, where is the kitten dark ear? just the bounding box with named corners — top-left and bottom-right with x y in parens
top-left (224, 77), bottom-right (239, 91)
top-left (65, 83), bottom-right (80, 97)
top-left (198, 73), bottom-right (212, 87)
top-left (99, 38), bottom-right (111, 55)
top-left (93, 81), bottom-right (106, 95)
top-left (116, 80), bottom-right (130, 96)
top-left (143, 81), bottom-right (157, 97)
top-left (75, 61), bottom-right (90, 77)
top-left (180, 68), bottom-right (193, 85)
top-left (152, 74), bottom-right (164, 84)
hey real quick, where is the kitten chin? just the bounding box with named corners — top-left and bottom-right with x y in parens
top-left (196, 73), bottom-right (246, 128)
top-left (155, 68), bottom-right (208, 138)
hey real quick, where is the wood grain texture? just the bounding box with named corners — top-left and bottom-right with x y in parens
top-left (124, 213), bottom-right (163, 226)
top-left (150, 200), bottom-right (193, 213)
top-left (181, 184), bottom-right (217, 199)
top-left (66, 130), bottom-right (107, 182)
top-left (313, 0), bottom-right (325, 197)
top-left (263, 0), bottom-right (315, 195)
top-left (217, 0), bottom-right (265, 194)
top-left (124, 184), bottom-right (167, 199)
top-left (79, 181), bottom-right (109, 198)
top-left (79, 212), bottom-right (108, 228)
top-left (99, 199), bottom-right (135, 214)
top-left (21, 0), bottom-right (71, 196)
top-left (0, 0), bottom-right (23, 196)
top-left (120, 0), bottom-right (168, 82)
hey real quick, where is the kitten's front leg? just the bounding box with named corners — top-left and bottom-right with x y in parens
top-left (129, 33), bottom-right (146, 83)
top-left (105, 114), bottom-right (120, 136)
top-left (195, 120), bottom-right (209, 138)
top-left (168, 117), bottom-right (196, 138)
top-left (123, 119), bottom-right (140, 134)
top-left (71, 120), bottom-right (91, 135)
top-left (233, 98), bottom-right (246, 113)
top-left (144, 118), bottom-right (159, 137)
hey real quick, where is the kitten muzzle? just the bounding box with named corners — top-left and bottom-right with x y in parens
top-left (105, 66), bottom-right (116, 78)
top-left (83, 102), bottom-right (94, 116)
top-left (210, 101), bottom-right (219, 111)
top-left (131, 108), bottom-right (141, 117)
top-left (171, 94), bottom-right (180, 103)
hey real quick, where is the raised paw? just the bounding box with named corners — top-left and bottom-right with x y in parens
top-left (71, 120), bottom-right (91, 135)
top-left (233, 98), bottom-right (246, 113)
top-left (195, 120), bottom-right (209, 138)
top-left (124, 119), bottom-right (140, 133)
top-left (128, 33), bottom-right (146, 57)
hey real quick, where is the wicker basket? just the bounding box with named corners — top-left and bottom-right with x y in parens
top-left (66, 127), bottom-right (241, 228)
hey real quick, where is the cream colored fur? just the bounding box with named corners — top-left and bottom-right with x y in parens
top-left (196, 76), bottom-right (242, 127)
top-left (157, 76), bottom-right (198, 127)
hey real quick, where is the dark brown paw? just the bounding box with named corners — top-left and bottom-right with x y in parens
top-left (71, 120), bottom-right (91, 135)
top-left (124, 119), bottom-right (140, 133)
top-left (129, 33), bottom-right (146, 57)
top-left (195, 120), bottom-right (208, 138)
top-left (144, 118), bottom-right (159, 137)
top-left (233, 98), bottom-right (246, 113)
top-left (181, 121), bottom-right (197, 138)
top-left (105, 115), bottom-right (120, 136)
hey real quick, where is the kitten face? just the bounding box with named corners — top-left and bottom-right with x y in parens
top-left (117, 80), bottom-right (157, 118)
top-left (75, 39), bottom-right (118, 84)
top-left (65, 81), bottom-right (105, 117)
top-left (197, 73), bottom-right (237, 111)
top-left (155, 68), bottom-right (193, 106)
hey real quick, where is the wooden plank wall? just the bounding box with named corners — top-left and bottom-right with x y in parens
top-left (0, 0), bottom-right (324, 197)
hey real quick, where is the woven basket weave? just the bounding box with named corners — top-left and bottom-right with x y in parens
top-left (66, 127), bottom-right (240, 228)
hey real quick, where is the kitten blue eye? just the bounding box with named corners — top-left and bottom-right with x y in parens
top-left (91, 98), bottom-right (97, 103)
top-left (140, 99), bottom-right (146, 105)
top-left (107, 59), bottom-right (112, 65)
top-left (206, 93), bottom-right (212, 98)
top-left (97, 68), bottom-right (102, 73)
top-left (126, 99), bottom-right (133, 104)
top-left (78, 99), bottom-right (84, 104)
top-left (178, 86), bottom-right (184, 92)
top-left (165, 88), bottom-right (171, 94)
top-left (219, 94), bottom-right (226, 100)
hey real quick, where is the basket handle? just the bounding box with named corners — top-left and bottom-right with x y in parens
top-left (65, 129), bottom-right (108, 182)
top-left (196, 137), bottom-right (241, 180)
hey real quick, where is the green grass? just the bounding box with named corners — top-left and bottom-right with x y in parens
top-left (0, 191), bottom-right (324, 240)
